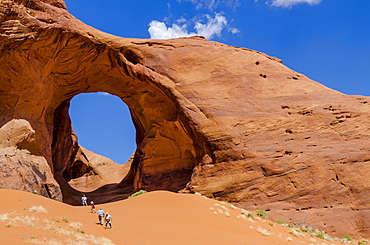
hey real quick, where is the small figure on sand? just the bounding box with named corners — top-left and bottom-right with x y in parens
top-left (81, 194), bottom-right (87, 206)
top-left (90, 201), bottom-right (96, 213)
top-left (97, 208), bottom-right (105, 225)
top-left (105, 212), bottom-right (112, 229)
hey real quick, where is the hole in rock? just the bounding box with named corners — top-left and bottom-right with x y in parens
top-left (68, 92), bottom-right (136, 165)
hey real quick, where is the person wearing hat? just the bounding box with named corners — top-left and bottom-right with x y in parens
top-left (97, 208), bottom-right (105, 225)
top-left (90, 201), bottom-right (96, 213)
top-left (105, 212), bottom-right (112, 229)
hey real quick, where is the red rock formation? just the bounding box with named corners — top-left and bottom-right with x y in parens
top-left (0, 119), bottom-right (61, 199)
top-left (1, 0), bottom-right (370, 238)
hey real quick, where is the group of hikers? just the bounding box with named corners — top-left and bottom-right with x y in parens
top-left (81, 194), bottom-right (112, 229)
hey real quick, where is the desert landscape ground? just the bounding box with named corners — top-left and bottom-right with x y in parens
top-left (0, 189), bottom-right (368, 245)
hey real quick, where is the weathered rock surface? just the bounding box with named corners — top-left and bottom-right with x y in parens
top-left (0, 119), bottom-right (61, 200)
top-left (66, 146), bottom-right (132, 193)
top-left (1, 0), bottom-right (370, 238)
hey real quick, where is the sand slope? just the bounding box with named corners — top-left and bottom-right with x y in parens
top-left (0, 189), bottom-right (359, 245)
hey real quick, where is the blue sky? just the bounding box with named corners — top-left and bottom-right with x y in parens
top-left (65, 0), bottom-right (370, 164)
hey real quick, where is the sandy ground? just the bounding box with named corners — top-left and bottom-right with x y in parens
top-left (0, 189), bottom-right (362, 245)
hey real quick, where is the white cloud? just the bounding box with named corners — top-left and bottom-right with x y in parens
top-left (148, 13), bottom-right (234, 40)
top-left (177, 0), bottom-right (240, 10)
top-left (228, 27), bottom-right (240, 34)
top-left (181, 0), bottom-right (321, 10)
top-left (96, 92), bottom-right (111, 96)
top-left (148, 21), bottom-right (195, 39)
top-left (194, 13), bottom-right (228, 39)
top-left (267, 0), bottom-right (322, 8)
top-left (177, 0), bottom-right (219, 10)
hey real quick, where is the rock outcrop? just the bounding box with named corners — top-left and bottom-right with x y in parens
top-left (0, 119), bottom-right (61, 199)
top-left (1, 0), bottom-right (370, 238)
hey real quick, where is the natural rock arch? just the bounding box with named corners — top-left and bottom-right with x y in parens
top-left (2, 0), bottom-right (370, 238)
top-left (23, 28), bottom-right (208, 204)
top-left (51, 65), bottom-right (204, 204)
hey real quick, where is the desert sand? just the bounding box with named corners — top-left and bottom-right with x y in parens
top-left (0, 189), bottom-right (364, 245)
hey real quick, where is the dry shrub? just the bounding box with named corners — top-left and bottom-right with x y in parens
top-left (69, 221), bottom-right (83, 229)
top-left (0, 213), bottom-right (9, 222)
top-left (92, 237), bottom-right (115, 245)
top-left (257, 226), bottom-right (271, 236)
top-left (28, 206), bottom-right (48, 214)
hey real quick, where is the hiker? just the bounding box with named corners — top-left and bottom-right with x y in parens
top-left (97, 208), bottom-right (105, 225)
top-left (81, 194), bottom-right (87, 206)
top-left (90, 201), bottom-right (96, 213)
top-left (105, 212), bottom-right (112, 229)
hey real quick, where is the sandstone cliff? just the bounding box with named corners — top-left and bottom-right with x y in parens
top-left (1, 0), bottom-right (370, 238)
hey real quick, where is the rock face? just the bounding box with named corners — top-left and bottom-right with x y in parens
top-left (1, 0), bottom-right (370, 238)
top-left (0, 119), bottom-right (61, 199)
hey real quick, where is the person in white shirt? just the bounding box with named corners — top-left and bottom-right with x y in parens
top-left (105, 212), bottom-right (112, 229)
top-left (81, 194), bottom-right (87, 206)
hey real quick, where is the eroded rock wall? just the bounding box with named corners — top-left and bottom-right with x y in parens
top-left (0, 119), bottom-right (61, 199)
top-left (1, 0), bottom-right (370, 238)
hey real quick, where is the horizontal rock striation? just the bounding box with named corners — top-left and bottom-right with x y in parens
top-left (1, 0), bottom-right (370, 238)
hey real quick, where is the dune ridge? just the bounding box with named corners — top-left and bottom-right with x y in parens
top-left (0, 189), bottom-right (367, 245)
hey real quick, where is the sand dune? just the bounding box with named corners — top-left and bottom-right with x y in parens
top-left (0, 189), bottom-right (362, 245)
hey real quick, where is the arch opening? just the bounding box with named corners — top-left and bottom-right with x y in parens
top-left (68, 92), bottom-right (136, 165)
top-left (61, 92), bottom-right (137, 193)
